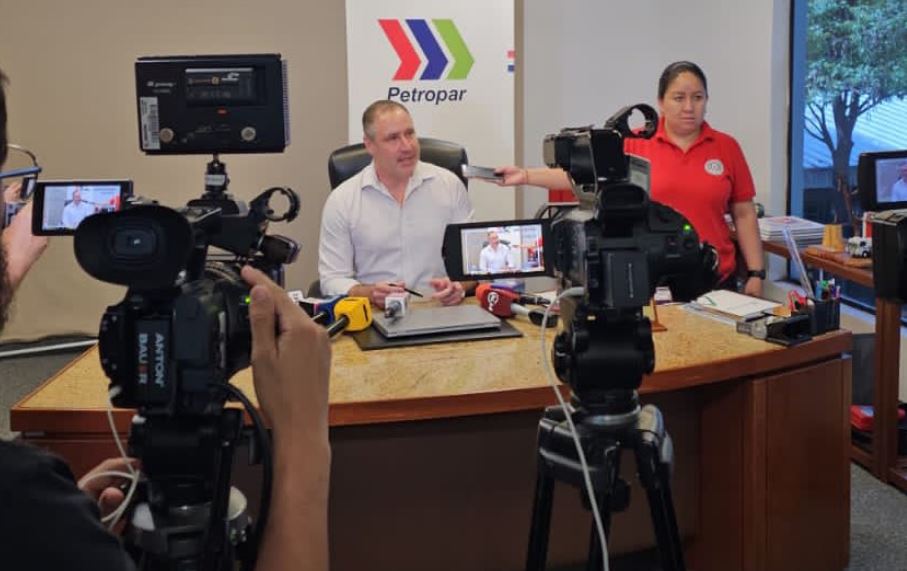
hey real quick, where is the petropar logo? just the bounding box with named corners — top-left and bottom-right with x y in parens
top-left (378, 18), bottom-right (474, 105)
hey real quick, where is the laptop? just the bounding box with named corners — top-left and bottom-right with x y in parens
top-left (372, 304), bottom-right (501, 338)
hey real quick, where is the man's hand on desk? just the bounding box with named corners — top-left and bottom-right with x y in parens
top-left (430, 277), bottom-right (466, 306)
top-left (349, 281), bottom-right (406, 309)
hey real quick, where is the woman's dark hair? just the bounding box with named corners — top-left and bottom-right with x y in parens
top-left (0, 69), bottom-right (8, 167)
top-left (657, 61), bottom-right (708, 100)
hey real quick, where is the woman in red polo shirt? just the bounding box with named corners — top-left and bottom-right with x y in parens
top-left (497, 61), bottom-right (765, 296)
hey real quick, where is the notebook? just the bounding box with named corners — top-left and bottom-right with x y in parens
top-left (690, 290), bottom-right (781, 322)
top-left (372, 305), bottom-right (501, 338)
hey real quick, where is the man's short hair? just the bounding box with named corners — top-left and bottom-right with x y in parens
top-left (362, 100), bottom-right (410, 140)
top-left (0, 68), bottom-right (8, 167)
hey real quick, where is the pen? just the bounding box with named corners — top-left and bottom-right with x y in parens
top-left (389, 282), bottom-right (424, 298)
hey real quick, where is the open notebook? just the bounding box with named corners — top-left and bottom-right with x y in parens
top-left (690, 290), bottom-right (781, 321)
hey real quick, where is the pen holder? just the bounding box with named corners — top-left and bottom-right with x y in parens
top-left (807, 297), bottom-right (840, 336)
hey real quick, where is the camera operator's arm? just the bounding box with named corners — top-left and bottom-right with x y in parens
top-left (2, 181), bottom-right (48, 290)
top-left (731, 200), bottom-right (764, 297)
top-left (494, 166), bottom-right (570, 189)
top-left (243, 266), bottom-right (331, 571)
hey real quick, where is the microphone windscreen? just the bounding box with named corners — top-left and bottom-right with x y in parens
top-left (481, 287), bottom-right (518, 318)
top-left (475, 283), bottom-right (493, 306)
top-left (315, 294), bottom-right (347, 324)
top-left (333, 297), bottom-right (373, 332)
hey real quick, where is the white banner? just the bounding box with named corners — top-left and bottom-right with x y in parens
top-left (345, 0), bottom-right (515, 220)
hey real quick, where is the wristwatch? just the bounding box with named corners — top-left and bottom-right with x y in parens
top-left (746, 269), bottom-right (767, 280)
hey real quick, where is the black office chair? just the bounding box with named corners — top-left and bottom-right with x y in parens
top-left (310, 138), bottom-right (470, 297)
top-left (327, 137), bottom-right (469, 189)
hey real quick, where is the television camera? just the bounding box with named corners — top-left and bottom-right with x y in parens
top-left (73, 54), bottom-right (299, 571)
top-left (443, 103), bottom-right (717, 571)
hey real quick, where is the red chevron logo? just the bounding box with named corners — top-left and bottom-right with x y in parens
top-left (378, 19), bottom-right (420, 80)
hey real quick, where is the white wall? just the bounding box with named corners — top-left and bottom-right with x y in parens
top-left (520, 0), bottom-right (791, 219)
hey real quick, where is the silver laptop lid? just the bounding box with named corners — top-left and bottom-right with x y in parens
top-left (372, 305), bottom-right (501, 338)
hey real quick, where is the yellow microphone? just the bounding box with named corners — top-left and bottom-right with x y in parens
top-left (326, 297), bottom-right (372, 337)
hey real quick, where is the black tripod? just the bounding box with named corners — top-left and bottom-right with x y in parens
top-left (525, 310), bottom-right (686, 571)
top-left (125, 408), bottom-right (258, 571)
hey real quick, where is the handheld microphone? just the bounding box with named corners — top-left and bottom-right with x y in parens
top-left (326, 297), bottom-right (373, 337)
top-left (477, 284), bottom-right (557, 327)
top-left (294, 294), bottom-right (347, 325)
top-left (384, 292), bottom-right (409, 320)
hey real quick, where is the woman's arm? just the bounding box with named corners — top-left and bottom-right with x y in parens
top-left (494, 166), bottom-right (571, 189)
top-left (731, 200), bottom-right (764, 297)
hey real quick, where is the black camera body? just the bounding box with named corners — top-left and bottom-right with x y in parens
top-left (75, 193), bottom-right (299, 414)
top-left (545, 106), bottom-right (715, 407)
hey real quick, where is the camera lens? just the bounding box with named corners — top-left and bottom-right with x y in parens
top-left (112, 226), bottom-right (157, 259)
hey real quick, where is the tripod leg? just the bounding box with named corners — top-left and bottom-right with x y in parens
top-left (633, 405), bottom-right (686, 571)
top-left (525, 460), bottom-right (556, 571)
top-left (585, 443), bottom-right (620, 571)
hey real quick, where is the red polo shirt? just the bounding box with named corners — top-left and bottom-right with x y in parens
top-left (623, 118), bottom-right (755, 281)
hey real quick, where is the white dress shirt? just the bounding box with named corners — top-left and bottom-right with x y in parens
top-left (318, 161), bottom-right (474, 296)
top-left (890, 179), bottom-right (907, 202)
top-left (479, 243), bottom-right (511, 273)
top-left (61, 201), bottom-right (96, 229)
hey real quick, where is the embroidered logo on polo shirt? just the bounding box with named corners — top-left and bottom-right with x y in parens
top-left (704, 159), bottom-right (724, 176)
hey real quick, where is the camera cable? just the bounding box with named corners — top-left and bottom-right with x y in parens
top-left (540, 287), bottom-right (609, 571)
top-left (215, 382), bottom-right (274, 571)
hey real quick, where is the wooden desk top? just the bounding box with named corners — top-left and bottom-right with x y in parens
top-left (11, 305), bottom-right (851, 434)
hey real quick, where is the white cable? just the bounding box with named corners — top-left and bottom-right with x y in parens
top-left (540, 287), bottom-right (609, 571)
top-left (103, 385), bottom-right (142, 529)
top-left (106, 386), bottom-right (136, 477)
top-left (78, 468), bottom-right (140, 527)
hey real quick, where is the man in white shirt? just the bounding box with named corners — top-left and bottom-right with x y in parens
top-left (318, 101), bottom-right (473, 308)
top-left (478, 229), bottom-right (512, 273)
top-left (61, 188), bottom-right (95, 229)
top-left (890, 163), bottom-right (907, 202)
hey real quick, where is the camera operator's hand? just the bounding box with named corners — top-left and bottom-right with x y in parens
top-left (242, 265), bottom-right (330, 571)
top-left (77, 457), bottom-right (139, 524)
top-left (2, 181), bottom-right (48, 290)
top-left (349, 281), bottom-right (405, 309)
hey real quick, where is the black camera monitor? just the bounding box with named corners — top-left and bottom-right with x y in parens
top-left (135, 54), bottom-right (289, 155)
top-left (858, 149), bottom-right (907, 211)
top-left (442, 219), bottom-right (552, 281)
top-left (32, 180), bottom-right (132, 236)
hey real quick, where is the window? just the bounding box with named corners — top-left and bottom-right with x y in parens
top-left (789, 0), bottom-right (907, 313)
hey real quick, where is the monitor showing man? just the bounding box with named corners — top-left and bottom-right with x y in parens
top-left (479, 229), bottom-right (513, 273)
top-left (318, 100), bottom-right (474, 308)
top-left (888, 161), bottom-right (907, 202)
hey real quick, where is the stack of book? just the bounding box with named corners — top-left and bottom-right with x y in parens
top-left (758, 215), bottom-right (825, 245)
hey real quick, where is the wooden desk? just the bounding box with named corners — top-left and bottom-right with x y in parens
top-left (12, 305), bottom-right (851, 571)
top-left (763, 240), bottom-right (904, 489)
